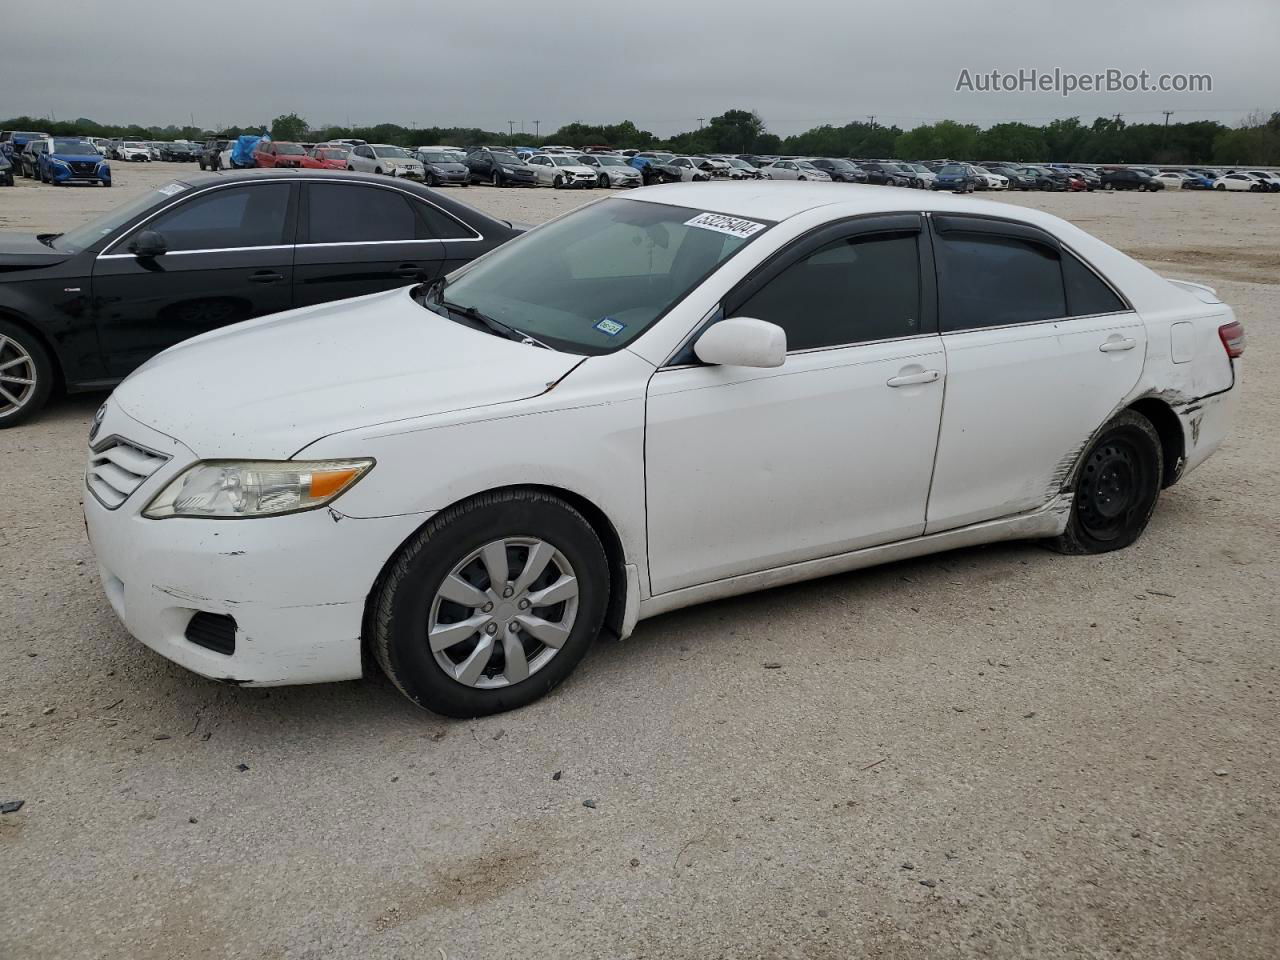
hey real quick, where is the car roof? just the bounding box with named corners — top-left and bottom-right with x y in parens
top-left (625, 180), bottom-right (1087, 228)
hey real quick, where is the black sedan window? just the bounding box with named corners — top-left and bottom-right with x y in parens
top-left (123, 184), bottom-right (291, 252)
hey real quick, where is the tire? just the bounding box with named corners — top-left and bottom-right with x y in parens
top-left (374, 167), bottom-right (382, 175)
top-left (198, 159), bottom-right (206, 171)
top-left (0, 319), bottom-right (54, 428)
top-left (1215, 183), bottom-right (1225, 190)
top-left (372, 489), bottom-right (610, 717)
top-left (491, 171), bottom-right (501, 187)
top-left (428, 172), bottom-right (439, 187)
top-left (553, 174), bottom-right (564, 189)
top-left (600, 174), bottom-right (610, 188)
top-left (1049, 410), bottom-right (1162, 555)
top-left (347, 165), bottom-right (355, 171)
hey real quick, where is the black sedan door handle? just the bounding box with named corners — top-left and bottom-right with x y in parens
top-left (249, 271), bottom-right (285, 284)
top-left (394, 264), bottom-right (424, 279)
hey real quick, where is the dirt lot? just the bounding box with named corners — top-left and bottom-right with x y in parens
top-left (2, 163), bottom-right (1277, 960)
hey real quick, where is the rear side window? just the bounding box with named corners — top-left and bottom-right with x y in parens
top-left (307, 184), bottom-right (418, 243)
top-left (936, 233), bottom-right (1065, 331)
top-left (737, 233), bottom-right (921, 351)
top-left (1063, 251), bottom-right (1126, 316)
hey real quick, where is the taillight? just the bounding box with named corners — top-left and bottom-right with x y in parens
top-left (1218, 320), bottom-right (1246, 359)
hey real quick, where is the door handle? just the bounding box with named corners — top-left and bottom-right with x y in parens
top-left (394, 264), bottom-right (423, 279)
top-left (248, 271), bottom-right (284, 284)
top-left (1099, 337), bottom-right (1137, 353)
top-left (886, 369), bottom-right (940, 388)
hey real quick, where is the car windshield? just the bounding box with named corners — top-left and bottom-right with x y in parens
top-left (491, 152), bottom-right (522, 164)
top-left (421, 151), bottom-right (454, 163)
top-left (51, 182), bottom-right (190, 253)
top-left (314, 149), bottom-right (343, 159)
top-left (726, 158), bottom-right (753, 169)
top-left (52, 139), bottom-right (94, 154)
top-left (432, 199), bottom-right (770, 355)
top-left (372, 146), bottom-right (410, 158)
top-left (551, 157), bottom-right (580, 167)
top-left (939, 164), bottom-right (966, 175)
top-left (595, 156), bottom-right (628, 166)
top-left (274, 143), bottom-right (305, 155)
top-left (125, 142), bottom-right (146, 148)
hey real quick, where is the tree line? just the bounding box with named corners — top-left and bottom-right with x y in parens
top-left (5, 108), bottom-right (1279, 165)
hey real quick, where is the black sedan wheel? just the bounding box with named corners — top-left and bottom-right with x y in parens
top-left (491, 171), bottom-right (502, 187)
top-left (1051, 410), bottom-right (1162, 554)
top-left (0, 320), bottom-right (54, 428)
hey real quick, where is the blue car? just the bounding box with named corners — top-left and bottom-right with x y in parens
top-left (38, 137), bottom-right (111, 186)
top-left (931, 162), bottom-right (979, 193)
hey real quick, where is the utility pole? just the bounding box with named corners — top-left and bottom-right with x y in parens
top-left (508, 120), bottom-right (515, 136)
top-left (533, 120), bottom-right (540, 137)
top-left (867, 115), bottom-right (877, 129)
top-left (697, 118), bottom-right (705, 130)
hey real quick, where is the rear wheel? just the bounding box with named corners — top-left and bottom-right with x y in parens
top-left (0, 320), bottom-right (54, 428)
top-left (373, 489), bottom-right (610, 717)
top-left (1049, 410), bottom-right (1162, 554)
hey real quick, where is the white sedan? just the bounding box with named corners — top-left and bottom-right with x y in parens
top-left (85, 184), bottom-right (1242, 717)
top-left (1150, 172), bottom-right (1186, 190)
top-left (346, 143), bottom-right (426, 180)
top-left (576, 153), bottom-right (642, 188)
top-left (760, 159), bottom-right (832, 181)
top-left (525, 153), bottom-right (598, 189)
top-left (1212, 173), bottom-right (1267, 192)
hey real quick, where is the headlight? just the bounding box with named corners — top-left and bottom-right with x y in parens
top-left (143, 459), bottom-right (373, 519)
top-left (51, 158), bottom-right (70, 168)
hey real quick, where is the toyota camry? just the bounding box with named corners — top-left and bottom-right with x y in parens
top-left (83, 183), bottom-right (1242, 717)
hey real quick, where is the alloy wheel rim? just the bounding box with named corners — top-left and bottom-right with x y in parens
top-left (1078, 440), bottom-right (1143, 541)
top-left (0, 334), bottom-right (36, 417)
top-left (428, 537), bottom-right (579, 689)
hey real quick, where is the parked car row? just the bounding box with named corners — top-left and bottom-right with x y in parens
top-left (0, 135), bottom-right (112, 186)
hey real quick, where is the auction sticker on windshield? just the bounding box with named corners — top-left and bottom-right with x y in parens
top-left (684, 212), bottom-right (766, 239)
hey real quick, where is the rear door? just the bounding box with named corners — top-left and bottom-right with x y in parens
top-left (293, 180), bottom-right (480, 306)
top-left (91, 181), bottom-right (297, 378)
top-left (923, 214), bottom-right (1146, 533)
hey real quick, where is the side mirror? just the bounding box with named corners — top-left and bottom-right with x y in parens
top-left (129, 230), bottom-right (167, 258)
top-left (694, 317), bottom-right (787, 369)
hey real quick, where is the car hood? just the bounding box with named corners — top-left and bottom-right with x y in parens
top-left (0, 232), bottom-right (74, 270)
top-left (427, 162), bottom-right (469, 173)
top-left (110, 286), bottom-right (585, 459)
top-left (50, 152), bottom-right (103, 163)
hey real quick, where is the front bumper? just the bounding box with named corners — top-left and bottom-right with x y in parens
top-left (49, 163), bottom-right (110, 184)
top-left (83, 403), bottom-right (432, 686)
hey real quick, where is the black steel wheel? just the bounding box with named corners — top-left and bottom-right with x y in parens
top-left (1050, 410), bottom-right (1162, 554)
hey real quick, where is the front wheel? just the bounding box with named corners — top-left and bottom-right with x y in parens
top-left (600, 174), bottom-right (610, 188)
top-left (1049, 410), bottom-right (1162, 555)
top-left (553, 174), bottom-right (564, 189)
top-left (491, 171), bottom-right (501, 187)
top-left (0, 319), bottom-right (54, 428)
top-left (372, 489), bottom-right (610, 717)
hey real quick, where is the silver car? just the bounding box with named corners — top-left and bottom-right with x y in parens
top-left (576, 153), bottom-right (642, 188)
top-left (525, 153), bottom-right (598, 189)
top-left (347, 143), bottom-right (426, 180)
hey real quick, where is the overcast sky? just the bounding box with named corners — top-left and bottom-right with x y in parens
top-left (4, 0), bottom-right (1278, 135)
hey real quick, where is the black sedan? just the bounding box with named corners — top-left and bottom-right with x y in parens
top-left (0, 169), bottom-right (521, 426)
top-left (805, 158), bottom-right (868, 183)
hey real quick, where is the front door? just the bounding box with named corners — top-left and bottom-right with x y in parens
top-left (645, 217), bottom-right (946, 595)
top-left (923, 214), bottom-right (1147, 533)
top-left (91, 181), bottom-right (296, 378)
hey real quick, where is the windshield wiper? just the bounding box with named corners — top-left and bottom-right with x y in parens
top-left (439, 299), bottom-right (549, 349)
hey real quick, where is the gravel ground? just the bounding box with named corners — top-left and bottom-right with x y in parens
top-left (2, 163), bottom-right (1277, 959)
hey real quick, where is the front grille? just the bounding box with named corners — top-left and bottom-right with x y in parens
top-left (71, 161), bottom-right (97, 174)
top-left (185, 612), bottom-right (236, 656)
top-left (87, 437), bottom-right (170, 509)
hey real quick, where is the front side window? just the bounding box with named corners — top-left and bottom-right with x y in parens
top-left (436, 199), bottom-right (769, 354)
top-left (936, 232), bottom-right (1065, 331)
top-left (124, 184), bottom-right (291, 252)
top-left (736, 233), bottom-right (921, 351)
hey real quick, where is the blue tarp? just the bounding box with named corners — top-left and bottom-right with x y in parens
top-left (230, 133), bottom-right (268, 168)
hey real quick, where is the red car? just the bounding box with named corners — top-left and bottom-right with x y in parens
top-left (252, 141), bottom-right (309, 168)
top-left (303, 146), bottom-right (349, 170)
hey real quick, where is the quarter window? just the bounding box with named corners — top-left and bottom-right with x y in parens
top-left (935, 233), bottom-right (1065, 331)
top-left (736, 233), bottom-right (922, 351)
top-left (127, 184), bottom-right (291, 252)
top-left (1063, 251), bottom-right (1126, 316)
